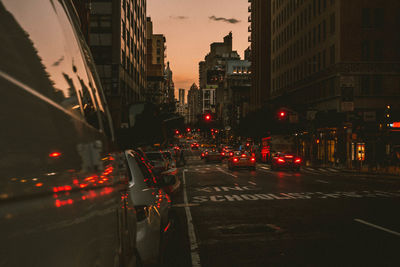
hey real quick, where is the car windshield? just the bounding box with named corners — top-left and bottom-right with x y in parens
top-left (145, 152), bottom-right (163, 161)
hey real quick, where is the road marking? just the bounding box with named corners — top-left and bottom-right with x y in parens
top-left (316, 179), bottom-right (329, 184)
top-left (354, 219), bottom-right (400, 237)
top-left (172, 203), bottom-right (200, 208)
top-left (216, 167), bottom-right (238, 178)
top-left (327, 168), bottom-right (340, 172)
top-left (182, 170), bottom-right (201, 267)
top-left (260, 166), bottom-right (270, 170)
top-left (248, 181), bottom-right (257, 186)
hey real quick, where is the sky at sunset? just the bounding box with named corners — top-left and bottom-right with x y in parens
top-left (147, 0), bottom-right (250, 97)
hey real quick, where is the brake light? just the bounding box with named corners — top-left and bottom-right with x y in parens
top-left (233, 158), bottom-right (239, 162)
top-left (284, 155), bottom-right (294, 158)
top-left (49, 152), bottom-right (61, 158)
top-left (250, 157), bottom-right (256, 162)
top-left (221, 152), bottom-right (225, 156)
top-left (295, 158), bottom-right (302, 163)
top-left (205, 152), bottom-right (208, 155)
top-left (229, 152), bottom-right (233, 156)
top-left (277, 158), bottom-right (285, 163)
top-left (201, 153), bottom-right (204, 156)
top-left (241, 154), bottom-right (247, 158)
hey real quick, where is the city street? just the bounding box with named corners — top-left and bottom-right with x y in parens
top-left (166, 149), bottom-right (400, 267)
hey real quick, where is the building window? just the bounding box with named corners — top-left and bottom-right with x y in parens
top-left (318, 52), bottom-right (321, 71)
top-left (361, 40), bottom-right (370, 60)
top-left (374, 40), bottom-right (384, 60)
top-left (330, 45), bottom-right (335, 64)
top-left (374, 8), bottom-right (384, 28)
top-left (361, 76), bottom-right (370, 95)
top-left (330, 13), bottom-right (335, 34)
top-left (373, 76), bottom-right (383, 95)
top-left (318, 23), bottom-right (321, 43)
top-left (362, 8), bottom-right (371, 28)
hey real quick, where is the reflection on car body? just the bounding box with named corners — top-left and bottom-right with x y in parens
top-left (0, 1), bottom-right (139, 266)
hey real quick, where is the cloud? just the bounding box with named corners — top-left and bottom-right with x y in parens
top-left (209, 15), bottom-right (240, 24)
top-left (170, 15), bottom-right (188, 20)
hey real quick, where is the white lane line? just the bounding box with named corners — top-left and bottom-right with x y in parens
top-left (327, 168), bottom-right (340, 172)
top-left (248, 181), bottom-right (257, 186)
top-left (354, 219), bottom-right (400, 237)
top-left (182, 170), bottom-right (202, 267)
top-left (316, 179), bottom-right (330, 184)
top-left (216, 167), bottom-right (238, 178)
top-left (260, 166), bottom-right (270, 170)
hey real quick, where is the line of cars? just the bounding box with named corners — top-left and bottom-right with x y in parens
top-left (0, 2), bottom-right (179, 266)
top-left (200, 145), bottom-right (302, 171)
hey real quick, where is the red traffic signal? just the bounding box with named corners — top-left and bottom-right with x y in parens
top-left (175, 130), bottom-right (180, 135)
top-left (205, 114), bottom-right (211, 121)
top-left (279, 111), bottom-right (286, 118)
top-left (186, 128), bottom-right (191, 132)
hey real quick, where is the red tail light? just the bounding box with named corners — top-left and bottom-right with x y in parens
top-left (250, 157), bottom-right (256, 162)
top-left (201, 153), bottom-right (204, 157)
top-left (205, 152), bottom-right (208, 155)
top-left (49, 152), bottom-right (61, 158)
top-left (295, 158), bottom-right (302, 163)
top-left (233, 158), bottom-right (239, 162)
top-left (241, 154), bottom-right (247, 158)
top-left (229, 152), bottom-right (233, 156)
top-left (277, 158), bottom-right (285, 163)
top-left (284, 155), bottom-right (294, 158)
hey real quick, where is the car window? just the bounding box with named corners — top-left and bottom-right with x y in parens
top-left (0, 0), bottom-right (112, 137)
top-left (146, 152), bottom-right (163, 161)
top-left (126, 152), bottom-right (156, 188)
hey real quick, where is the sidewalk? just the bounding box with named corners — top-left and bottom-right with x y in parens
top-left (307, 162), bottom-right (400, 177)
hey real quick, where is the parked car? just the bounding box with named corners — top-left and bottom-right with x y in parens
top-left (204, 148), bottom-right (223, 163)
top-left (0, 1), bottom-right (139, 266)
top-left (162, 150), bottom-right (176, 169)
top-left (271, 152), bottom-right (302, 171)
top-left (125, 150), bottom-right (175, 265)
top-left (136, 150), bottom-right (181, 195)
top-left (227, 151), bottom-right (257, 170)
top-left (145, 151), bottom-right (169, 173)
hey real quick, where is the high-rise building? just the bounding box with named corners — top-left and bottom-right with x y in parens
top-left (187, 83), bottom-right (201, 124)
top-left (249, 0), bottom-right (271, 111)
top-left (199, 32), bottom-right (241, 116)
top-left (178, 89), bottom-right (185, 105)
top-left (268, 0), bottom-right (400, 167)
top-left (223, 60), bottom-right (251, 128)
top-left (146, 17), bottom-right (168, 104)
top-left (89, 0), bottom-right (147, 129)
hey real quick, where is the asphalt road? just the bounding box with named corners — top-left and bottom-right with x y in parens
top-left (165, 149), bottom-right (400, 267)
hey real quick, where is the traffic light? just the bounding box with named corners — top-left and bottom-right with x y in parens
top-left (186, 128), bottom-right (191, 132)
top-left (175, 130), bottom-right (180, 135)
top-left (278, 111), bottom-right (287, 120)
top-left (204, 114), bottom-right (211, 121)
